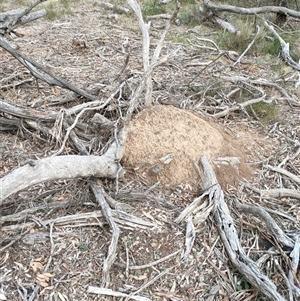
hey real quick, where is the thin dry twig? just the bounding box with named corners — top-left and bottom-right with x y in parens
top-left (90, 182), bottom-right (120, 287)
top-left (87, 287), bottom-right (152, 301)
top-left (128, 250), bottom-right (181, 270)
top-left (125, 266), bottom-right (175, 301)
top-left (233, 25), bottom-right (260, 66)
top-left (265, 165), bottom-right (300, 185)
top-left (263, 20), bottom-right (300, 71)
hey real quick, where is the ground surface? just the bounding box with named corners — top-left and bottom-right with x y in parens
top-left (1, 1), bottom-right (300, 301)
top-left (123, 104), bottom-right (253, 189)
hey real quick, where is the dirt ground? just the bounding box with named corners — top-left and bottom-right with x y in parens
top-left (1, 1), bottom-right (300, 301)
top-left (123, 104), bottom-right (253, 189)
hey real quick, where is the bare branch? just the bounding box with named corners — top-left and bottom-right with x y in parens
top-left (263, 20), bottom-right (300, 71)
top-left (198, 155), bottom-right (288, 301)
top-left (203, 0), bottom-right (300, 18)
top-left (0, 38), bottom-right (97, 100)
top-left (0, 150), bottom-right (121, 204)
top-left (127, 0), bottom-right (152, 106)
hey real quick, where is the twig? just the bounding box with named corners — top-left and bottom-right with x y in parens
top-left (213, 94), bottom-right (266, 118)
top-left (90, 182), bottom-right (120, 287)
top-left (87, 287), bottom-right (152, 301)
top-left (244, 184), bottom-right (300, 200)
top-left (233, 25), bottom-right (260, 66)
top-left (125, 243), bottom-right (129, 278)
top-left (125, 266), bottom-right (175, 301)
top-left (126, 0), bottom-right (178, 107)
top-left (9, 0), bottom-right (47, 32)
top-left (263, 20), bottom-right (300, 71)
top-left (234, 202), bottom-right (294, 248)
top-left (0, 98), bottom-right (57, 121)
top-left (273, 258), bottom-right (294, 301)
top-left (265, 165), bottom-right (300, 185)
top-left (289, 236), bottom-right (300, 297)
top-left (0, 200), bottom-right (70, 223)
top-left (128, 249), bottom-right (181, 270)
top-left (44, 222), bottom-right (54, 272)
top-left (52, 80), bottom-right (126, 155)
top-left (203, 0), bottom-right (300, 18)
top-left (182, 216), bottom-right (195, 261)
top-left (127, 0), bottom-right (152, 106)
top-left (199, 236), bottom-right (220, 268)
top-left (0, 227), bottom-right (32, 253)
top-left (1, 209), bottom-right (155, 232)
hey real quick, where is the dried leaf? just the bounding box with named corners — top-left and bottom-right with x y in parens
top-left (36, 280), bottom-right (48, 287)
top-left (132, 274), bottom-right (148, 281)
top-left (182, 216), bottom-right (195, 261)
top-left (14, 262), bottom-right (25, 270)
top-left (43, 272), bottom-right (55, 278)
top-left (40, 286), bottom-right (54, 295)
top-left (32, 261), bottom-right (44, 272)
top-left (62, 263), bottom-right (69, 270)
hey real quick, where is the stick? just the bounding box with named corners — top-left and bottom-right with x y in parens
top-left (0, 38), bottom-right (97, 101)
top-left (90, 182), bottom-right (120, 287)
top-left (127, 0), bottom-right (152, 106)
top-left (263, 20), bottom-right (300, 71)
top-left (203, 0), bottom-right (300, 18)
top-left (233, 25), bottom-right (260, 66)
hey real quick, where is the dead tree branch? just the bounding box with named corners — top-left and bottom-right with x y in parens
top-left (127, 0), bottom-right (152, 106)
top-left (203, 0), bottom-right (300, 18)
top-left (176, 155), bottom-right (300, 301)
top-left (0, 4), bottom-right (47, 35)
top-left (199, 156), bottom-right (289, 301)
top-left (0, 151), bottom-right (122, 204)
top-left (263, 20), bottom-right (300, 71)
top-left (0, 38), bottom-right (97, 101)
top-left (126, 0), bottom-right (179, 107)
top-left (90, 183), bottom-right (120, 287)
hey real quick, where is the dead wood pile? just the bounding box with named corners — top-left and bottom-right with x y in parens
top-left (0, 1), bottom-right (300, 300)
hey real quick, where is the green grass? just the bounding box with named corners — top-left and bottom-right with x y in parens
top-left (248, 101), bottom-right (279, 123)
top-left (265, 36), bottom-right (300, 62)
top-left (79, 243), bottom-right (89, 251)
top-left (41, 0), bottom-right (75, 20)
top-left (230, 267), bottom-right (252, 291)
top-left (231, 86), bottom-right (279, 123)
top-left (142, 0), bottom-right (166, 16)
top-left (179, 4), bottom-right (202, 26)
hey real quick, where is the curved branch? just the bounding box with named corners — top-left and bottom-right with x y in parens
top-left (264, 20), bottom-right (300, 71)
top-left (198, 155), bottom-right (288, 301)
top-left (203, 0), bottom-right (300, 18)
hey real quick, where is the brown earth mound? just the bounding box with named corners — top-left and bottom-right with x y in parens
top-left (122, 105), bottom-right (253, 189)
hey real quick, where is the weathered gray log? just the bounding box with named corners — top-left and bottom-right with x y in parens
top-left (0, 98), bottom-right (57, 121)
top-left (0, 8), bottom-right (46, 35)
top-left (198, 155), bottom-right (288, 301)
top-left (0, 135), bottom-right (125, 204)
top-left (0, 38), bottom-right (97, 101)
top-left (203, 0), bottom-right (300, 18)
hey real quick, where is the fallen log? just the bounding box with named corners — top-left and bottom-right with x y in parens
top-left (0, 129), bottom-right (126, 204)
top-left (0, 0), bottom-right (48, 35)
top-left (203, 0), bottom-right (300, 19)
